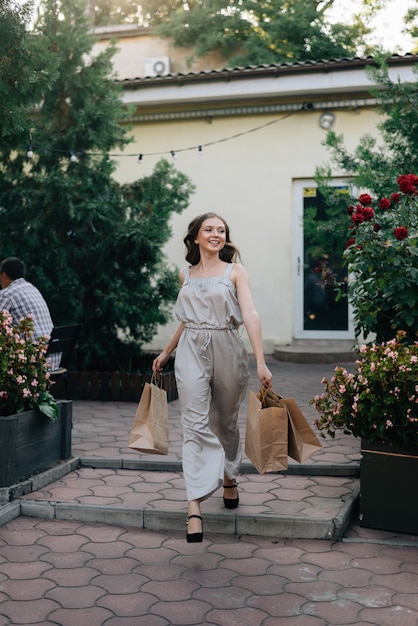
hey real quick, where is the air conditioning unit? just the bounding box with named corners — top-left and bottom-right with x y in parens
top-left (144, 57), bottom-right (170, 77)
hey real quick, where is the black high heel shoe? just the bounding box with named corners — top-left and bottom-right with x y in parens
top-left (223, 482), bottom-right (239, 509)
top-left (186, 514), bottom-right (203, 543)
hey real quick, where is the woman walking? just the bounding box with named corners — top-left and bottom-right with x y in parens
top-left (153, 212), bottom-right (272, 542)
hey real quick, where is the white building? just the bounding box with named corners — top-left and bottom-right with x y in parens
top-left (94, 27), bottom-right (418, 360)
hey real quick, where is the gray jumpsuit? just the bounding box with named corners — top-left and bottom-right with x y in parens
top-left (174, 263), bottom-right (249, 502)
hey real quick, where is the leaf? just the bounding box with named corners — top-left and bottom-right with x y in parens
top-left (38, 401), bottom-right (58, 422)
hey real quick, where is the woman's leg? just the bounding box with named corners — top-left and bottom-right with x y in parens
top-left (209, 331), bottom-right (249, 481)
top-left (187, 498), bottom-right (202, 535)
top-left (175, 331), bottom-right (224, 503)
top-left (223, 473), bottom-right (238, 504)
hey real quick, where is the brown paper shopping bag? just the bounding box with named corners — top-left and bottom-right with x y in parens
top-left (282, 397), bottom-right (322, 463)
top-left (128, 374), bottom-right (169, 455)
top-left (257, 387), bottom-right (322, 464)
top-left (244, 389), bottom-right (288, 474)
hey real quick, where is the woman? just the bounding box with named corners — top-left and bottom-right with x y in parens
top-left (153, 213), bottom-right (272, 542)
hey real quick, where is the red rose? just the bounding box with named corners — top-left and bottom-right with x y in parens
top-left (352, 213), bottom-right (365, 225)
top-left (345, 238), bottom-right (356, 248)
top-left (347, 205), bottom-right (355, 215)
top-left (373, 223), bottom-right (382, 232)
top-left (359, 193), bottom-right (372, 206)
top-left (362, 207), bottom-right (375, 221)
top-left (379, 197), bottom-right (391, 210)
top-left (394, 227), bottom-right (408, 240)
top-left (397, 174), bottom-right (418, 195)
top-left (391, 192), bottom-right (401, 203)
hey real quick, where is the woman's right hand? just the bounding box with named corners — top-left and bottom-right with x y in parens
top-left (152, 351), bottom-right (170, 373)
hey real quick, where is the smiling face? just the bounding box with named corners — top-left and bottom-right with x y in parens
top-left (195, 216), bottom-right (226, 254)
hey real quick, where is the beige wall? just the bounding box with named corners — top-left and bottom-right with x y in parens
top-left (93, 27), bottom-right (226, 78)
top-left (111, 105), bottom-right (380, 353)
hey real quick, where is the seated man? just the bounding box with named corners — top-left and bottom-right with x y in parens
top-left (0, 256), bottom-right (59, 368)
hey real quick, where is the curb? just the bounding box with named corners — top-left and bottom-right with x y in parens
top-left (17, 479), bottom-right (360, 542)
top-left (79, 457), bottom-right (360, 477)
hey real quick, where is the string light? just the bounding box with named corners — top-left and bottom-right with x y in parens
top-left (22, 110), bottom-right (299, 163)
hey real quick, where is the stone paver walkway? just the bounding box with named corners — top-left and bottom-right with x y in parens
top-left (1, 357), bottom-right (417, 625)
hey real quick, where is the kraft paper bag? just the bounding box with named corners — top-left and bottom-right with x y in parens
top-left (128, 375), bottom-right (169, 455)
top-left (257, 387), bottom-right (322, 464)
top-left (282, 397), bottom-right (322, 463)
top-left (244, 390), bottom-right (288, 474)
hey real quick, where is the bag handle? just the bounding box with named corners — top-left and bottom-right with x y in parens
top-left (257, 385), bottom-right (285, 408)
top-left (151, 371), bottom-right (163, 388)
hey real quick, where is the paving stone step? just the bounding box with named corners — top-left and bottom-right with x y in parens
top-left (12, 465), bottom-right (360, 542)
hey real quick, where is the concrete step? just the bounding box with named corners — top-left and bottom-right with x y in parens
top-left (274, 340), bottom-right (358, 363)
top-left (1, 457), bottom-right (360, 542)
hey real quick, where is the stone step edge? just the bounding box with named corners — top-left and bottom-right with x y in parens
top-left (273, 348), bottom-right (356, 364)
top-left (79, 457), bottom-right (360, 477)
top-left (0, 455), bottom-right (360, 507)
top-left (15, 485), bottom-right (359, 541)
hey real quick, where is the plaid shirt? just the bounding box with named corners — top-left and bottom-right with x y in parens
top-left (0, 278), bottom-right (59, 368)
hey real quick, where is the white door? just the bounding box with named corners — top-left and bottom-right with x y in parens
top-left (293, 179), bottom-right (355, 339)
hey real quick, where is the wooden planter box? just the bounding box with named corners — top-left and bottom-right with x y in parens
top-left (0, 400), bottom-right (72, 488)
top-left (360, 439), bottom-right (418, 535)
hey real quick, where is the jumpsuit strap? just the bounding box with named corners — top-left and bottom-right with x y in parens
top-left (223, 263), bottom-right (234, 280)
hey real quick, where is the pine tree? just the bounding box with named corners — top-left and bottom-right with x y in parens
top-left (0, 0), bottom-right (195, 370)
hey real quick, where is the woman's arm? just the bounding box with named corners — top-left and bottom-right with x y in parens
top-left (152, 322), bottom-right (185, 373)
top-left (152, 268), bottom-right (185, 373)
top-left (232, 264), bottom-right (272, 388)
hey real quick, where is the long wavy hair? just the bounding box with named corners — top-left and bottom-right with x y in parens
top-left (184, 212), bottom-right (241, 265)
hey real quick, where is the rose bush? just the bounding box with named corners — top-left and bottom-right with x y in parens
top-left (0, 310), bottom-right (57, 419)
top-left (311, 332), bottom-right (418, 448)
top-left (342, 174), bottom-right (418, 344)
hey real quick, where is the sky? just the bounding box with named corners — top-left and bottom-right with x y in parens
top-left (329, 0), bottom-right (416, 54)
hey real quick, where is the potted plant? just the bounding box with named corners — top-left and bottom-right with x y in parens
top-left (310, 174), bottom-right (418, 534)
top-left (0, 311), bottom-right (72, 488)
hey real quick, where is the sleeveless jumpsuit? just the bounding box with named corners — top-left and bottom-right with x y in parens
top-left (174, 263), bottom-right (249, 502)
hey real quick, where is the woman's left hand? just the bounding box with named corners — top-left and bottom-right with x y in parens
top-left (257, 364), bottom-right (272, 388)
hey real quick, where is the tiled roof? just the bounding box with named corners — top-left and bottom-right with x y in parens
top-left (117, 53), bottom-right (418, 87)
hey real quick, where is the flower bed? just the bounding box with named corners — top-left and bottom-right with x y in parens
top-left (310, 332), bottom-right (418, 449)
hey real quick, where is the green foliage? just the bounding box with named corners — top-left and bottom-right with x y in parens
top-left (0, 0), bottom-right (195, 371)
top-left (343, 185), bottom-right (418, 343)
top-left (317, 59), bottom-right (418, 344)
top-left (0, 0), bottom-right (59, 149)
top-left (90, 0), bottom-right (140, 26)
top-left (311, 333), bottom-right (418, 448)
top-left (139, 0), bottom-right (377, 66)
